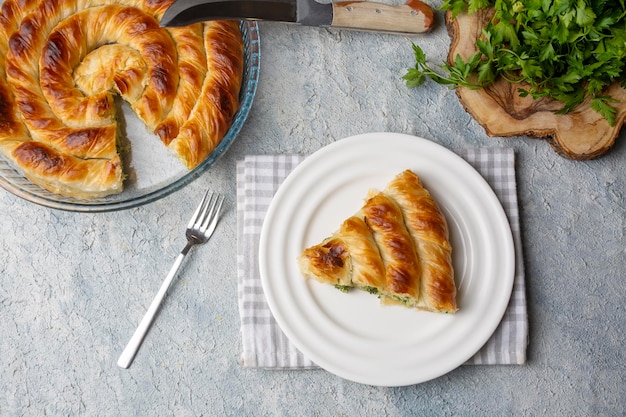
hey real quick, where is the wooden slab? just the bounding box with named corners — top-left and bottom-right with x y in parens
top-left (446, 9), bottom-right (625, 160)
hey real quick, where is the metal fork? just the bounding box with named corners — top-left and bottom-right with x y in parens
top-left (117, 190), bottom-right (225, 369)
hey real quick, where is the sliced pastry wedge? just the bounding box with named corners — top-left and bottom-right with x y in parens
top-left (298, 169), bottom-right (457, 313)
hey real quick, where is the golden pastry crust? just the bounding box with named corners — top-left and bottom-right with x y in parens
top-left (167, 20), bottom-right (244, 169)
top-left (39, 4), bottom-right (179, 130)
top-left (9, 140), bottom-right (124, 197)
top-left (298, 237), bottom-right (351, 287)
top-left (337, 215), bottom-right (385, 291)
top-left (298, 170), bottom-right (457, 314)
top-left (0, 0), bottom-right (244, 198)
top-left (362, 192), bottom-right (421, 300)
top-left (298, 215), bottom-right (387, 292)
top-left (385, 170), bottom-right (456, 313)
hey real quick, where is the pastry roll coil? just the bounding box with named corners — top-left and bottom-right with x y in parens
top-left (0, 0), bottom-right (244, 198)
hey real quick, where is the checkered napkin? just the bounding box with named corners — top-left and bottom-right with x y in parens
top-left (236, 148), bottom-right (527, 368)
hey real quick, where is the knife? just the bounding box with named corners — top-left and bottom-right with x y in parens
top-left (160, 0), bottom-right (435, 35)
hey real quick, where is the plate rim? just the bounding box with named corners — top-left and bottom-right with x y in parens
top-left (259, 132), bottom-right (515, 386)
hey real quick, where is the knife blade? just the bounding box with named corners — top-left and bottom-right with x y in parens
top-left (160, 0), bottom-right (435, 35)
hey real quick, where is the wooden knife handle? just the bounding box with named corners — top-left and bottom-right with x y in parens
top-left (331, 0), bottom-right (434, 34)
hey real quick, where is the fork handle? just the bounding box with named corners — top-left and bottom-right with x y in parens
top-left (117, 243), bottom-right (192, 368)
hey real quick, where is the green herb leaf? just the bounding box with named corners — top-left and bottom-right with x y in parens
top-left (591, 96), bottom-right (618, 126)
top-left (406, 0), bottom-right (626, 124)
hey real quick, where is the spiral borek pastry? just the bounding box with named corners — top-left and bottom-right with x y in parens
top-left (0, 0), bottom-right (244, 198)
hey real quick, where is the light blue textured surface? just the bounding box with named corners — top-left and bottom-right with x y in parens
top-left (1, 11), bottom-right (626, 417)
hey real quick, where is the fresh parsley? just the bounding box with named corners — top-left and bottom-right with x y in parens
top-left (404, 0), bottom-right (626, 126)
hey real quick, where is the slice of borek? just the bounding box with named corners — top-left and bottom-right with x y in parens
top-left (297, 170), bottom-right (457, 313)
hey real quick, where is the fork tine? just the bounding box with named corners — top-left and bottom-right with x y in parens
top-left (194, 192), bottom-right (218, 229)
top-left (200, 194), bottom-right (224, 234)
top-left (187, 190), bottom-right (211, 229)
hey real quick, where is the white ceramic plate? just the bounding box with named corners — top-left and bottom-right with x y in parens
top-left (259, 132), bottom-right (515, 386)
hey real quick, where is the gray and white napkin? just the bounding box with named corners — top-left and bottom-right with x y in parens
top-left (236, 148), bottom-right (527, 369)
